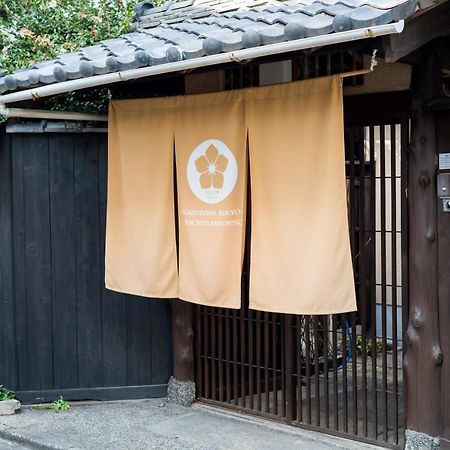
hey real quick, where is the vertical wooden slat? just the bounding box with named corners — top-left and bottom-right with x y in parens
top-left (342, 314), bottom-right (348, 434)
top-left (296, 316), bottom-right (303, 423)
top-left (0, 131), bottom-right (17, 391)
top-left (264, 312), bottom-right (270, 413)
top-left (305, 316), bottom-right (312, 424)
top-left (248, 307), bottom-right (254, 409)
top-left (225, 308), bottom-right (231, 403)
top-left (390, 124), bottom-right (399, 445)
top-left (75, 135), bottom-right (104, 388)
top-left (11, 135), bottom-right (28, 390)
top-left (23, 135), bottom-right (54, 390)
top-left (233, 309), bottom-right (239, 405)
top-left (211, 309), bottom-right (216, 400)
top-left (370, 125), bottom-right (378, 440)
top-left (49, 134), bottom-right (79, 389)
top-left (359, 128), bottom-right (368, 438)
top-left (272, 313), bottom-right (278, 415)
top-left (348, 130), bottom-right (358, 437)
top-left (195, 306), bottom-right (203, 398)
top-left (256, 311), bottom-right (262, 411)
top-left (285, 315), bottom-right (295, 422)
top-left (313, 316), bottom-right (320, 426)
top-left (240, 304), bottom-right (246, 407)
top-left (332, 315), bottom-right (339, 431)
top-left (218, 308), bottom-right (224, 402)
top-left (204, 308), bottom-right (210, 399)
top-left (322, 316), bottom-right (329, 429)
top-left (380, 125), bottom-right (389, 442)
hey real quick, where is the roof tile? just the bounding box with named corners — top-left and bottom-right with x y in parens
top-left (0, 0), bottom-right (419, 94)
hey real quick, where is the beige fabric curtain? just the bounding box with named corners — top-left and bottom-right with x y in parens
top-left (106, 76), bottom-right (355, 314)
top-left (174, 91), bottom-right (247, 308)
top-left (246, 76), bottom-right (356, 314)
top-left (106, 98), bottom-right (178, 298)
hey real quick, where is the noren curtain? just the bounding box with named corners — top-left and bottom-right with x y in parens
top-left (246, 76), bottom-right (356, 314)
top-left (106, 98), bottom-right (178, 298)
top-left (106, 75), bottom-right (356, 315)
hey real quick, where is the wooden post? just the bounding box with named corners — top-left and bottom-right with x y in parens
top-left (171, 299), bottom-right (194, 381)
top-left (405, 47), bottom-right (443, 437)
top-left (437, 110), bottom-right (450, 450)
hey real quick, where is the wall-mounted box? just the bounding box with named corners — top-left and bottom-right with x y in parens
top-left (437, 173), bottom-right (450, 198)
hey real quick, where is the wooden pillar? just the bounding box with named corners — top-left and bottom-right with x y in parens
top-left (171, 299), bottom-right (194, 381)
top-left (437, 110), bottom-right (450, 450)
top-left (405, 47), bottom-right (443, 437)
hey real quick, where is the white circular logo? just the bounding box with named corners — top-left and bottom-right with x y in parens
top-left (187, 139), bottom-right (238, 204)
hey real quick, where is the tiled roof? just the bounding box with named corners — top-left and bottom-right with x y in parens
top-left (0, 0), bottom-right (419, 95)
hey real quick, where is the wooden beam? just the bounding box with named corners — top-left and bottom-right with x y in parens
top-left (384, 1), bottom-right (450, 62)
top-left (344, 90), bottom-right (411, 126)
top-left (171, 299), bottom-right (195, 381)
top-left (404, 47), bottom-right (443, 436)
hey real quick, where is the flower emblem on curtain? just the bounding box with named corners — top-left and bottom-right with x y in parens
top-left (194, 144), bottom-right (228, 189)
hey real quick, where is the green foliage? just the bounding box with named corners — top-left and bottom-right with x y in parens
top-left (0, 0), bottom-right (137, 113)
top-left (33, 396), bottom-right (71, 411)
top-left (0, 385), bottom-right (15, 401)
top-left (0, 0), bottom-right (135, 74)
top-left (50, 396), bottom-right (71, 411)
top-left (355, 336), bottom-right (384, 357)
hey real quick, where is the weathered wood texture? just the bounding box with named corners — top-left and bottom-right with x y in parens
top-left (437, 111), bottom-right (450, 449)
top-left (171, 299), bottom-right (194, 381)
top-left (383, 0), bottom-right (450, 63)
top-left (405, 49), bottom-right (443, 436)
top-left (0, 131), bottom-right (173, 401)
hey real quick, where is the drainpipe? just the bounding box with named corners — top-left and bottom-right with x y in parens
top-left (0, 21), bottom-right (404, 108)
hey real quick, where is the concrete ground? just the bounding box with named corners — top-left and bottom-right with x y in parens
top-left (0, 399), bottom-right (384, 450)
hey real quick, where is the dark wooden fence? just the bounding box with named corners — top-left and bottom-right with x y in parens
top-left (0, 127), bottom-right (172, 403)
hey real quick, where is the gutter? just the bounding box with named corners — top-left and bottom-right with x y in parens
top-left (0, 21), bottom-right (404, 119)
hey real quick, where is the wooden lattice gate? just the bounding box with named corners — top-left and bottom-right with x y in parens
top-left (194, 117), bottom-right (408, 448)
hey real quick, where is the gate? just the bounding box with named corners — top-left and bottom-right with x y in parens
top-left (194, 68), bottom-right (408, 446)
top-left (0, 126), bottom-right (172, 403)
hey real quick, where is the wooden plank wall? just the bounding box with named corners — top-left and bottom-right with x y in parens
top-left (0, 130), bottom-right (172, 403)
